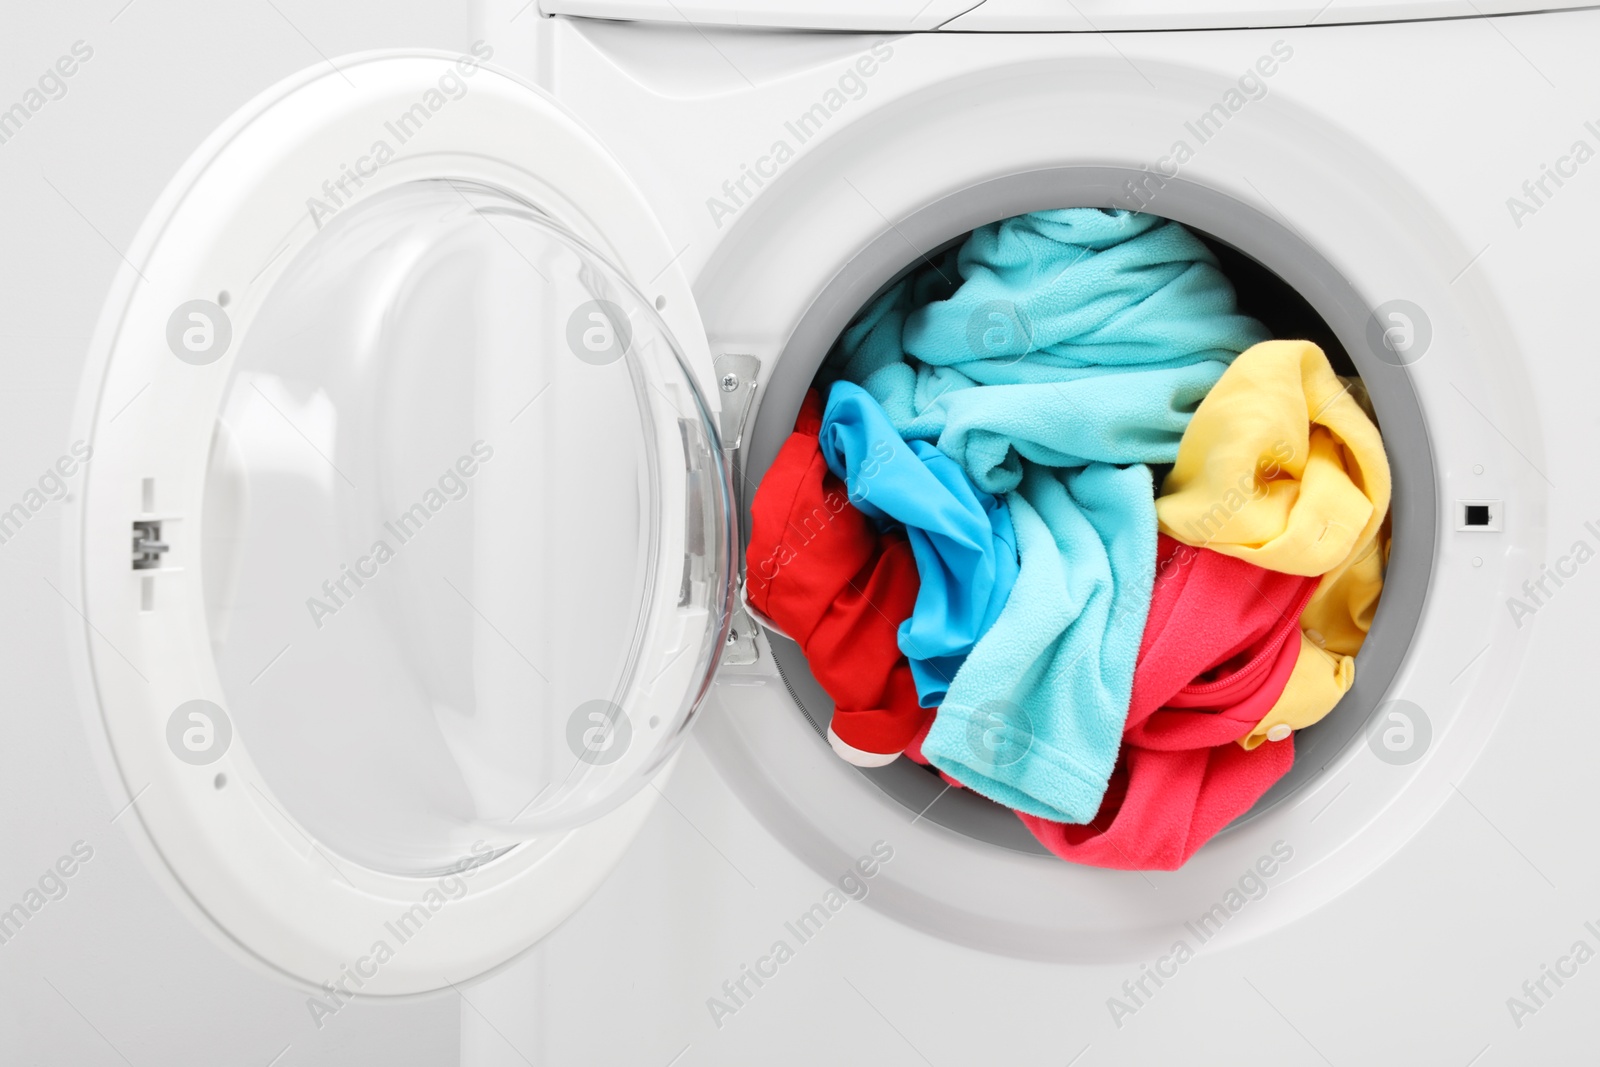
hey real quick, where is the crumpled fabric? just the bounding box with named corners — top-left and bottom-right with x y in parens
top-left (1238, 631), bottom-right (1354, 750)
top-left (1019, 741), bottom-right (1296, 872)
top-left (744, 391), bottom-right (929, 763)
top-left (834, 208), bottom-right (1271, 495)
top-left (916, 462), bottom-right (1158, 823)
top-left (818, 381), bottom-right (1018, 708)
top-left (833, 208), bottom-right (1269, 823)
top-left (1125, 536), bottom-right (1318, 750)
top-left (1019, 536), bottom-right (1314, 870)
top-left (1155, 338), bottom-right (1391, 657)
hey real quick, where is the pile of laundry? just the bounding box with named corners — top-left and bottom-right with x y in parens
top-left (746, 208), bottom-right (1390, 871)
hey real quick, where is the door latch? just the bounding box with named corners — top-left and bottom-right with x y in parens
top-left (132, 520), bottom-right (168, 570)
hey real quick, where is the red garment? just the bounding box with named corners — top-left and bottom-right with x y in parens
top-left (1020, 536), bottom-right (1316, 870)
top-left (746, 391), bottom-right (932, 758)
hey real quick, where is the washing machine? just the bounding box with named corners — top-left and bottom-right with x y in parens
top-left (7, 0), bottom-right (1600, 1063)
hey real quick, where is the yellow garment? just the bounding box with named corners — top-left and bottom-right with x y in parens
top-left (1155, 338), bottom-right (1392, 745)
top-left (1301, 527), bottom-right (1389, 657)
top-left (1238, 633), bottom-right (1354, 750)
top-left (1156, 339), bottom-right (1391, 584)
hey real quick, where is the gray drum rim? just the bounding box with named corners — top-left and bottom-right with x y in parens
top-left (742, 166), bottom-right (1436, 857)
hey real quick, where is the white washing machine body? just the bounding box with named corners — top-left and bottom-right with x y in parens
top-left (28, 1), bottom-right (1600, 1064)
top-left (459, 6), bottom-right (1600, 1065)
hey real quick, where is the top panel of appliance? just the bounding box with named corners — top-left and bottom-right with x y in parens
top-left (538, 0), bottom-right (1593, 31)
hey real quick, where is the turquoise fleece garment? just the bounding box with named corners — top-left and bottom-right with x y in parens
top-left (833, 208), bottom-right (1268, 822)
top-left (835, 209), bottom-right (1270, 495)
top-left (924, 463), bottom-right (1156, 822)
top-left (819, 381), bottom-right (1019, 708)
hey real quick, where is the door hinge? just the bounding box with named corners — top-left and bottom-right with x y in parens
top-left (713, 353), bottom-right (760, 453)
top-left (714, 353), bottom-right (762, 667)
top-left (723, 600), bottom-right (760, 666)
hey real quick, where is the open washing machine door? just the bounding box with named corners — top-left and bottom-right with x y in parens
top-left (73, 52), bottom-right (735, 994)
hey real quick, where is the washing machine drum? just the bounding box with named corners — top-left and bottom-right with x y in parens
top-left (77, 55), bottom-right (735, 992)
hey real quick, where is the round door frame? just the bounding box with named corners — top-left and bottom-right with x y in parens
top-left (749, 168), bottom-right (1436, 849)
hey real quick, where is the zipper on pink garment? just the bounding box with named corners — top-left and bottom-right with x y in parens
top-left (1172, 577), bottom-right (1319, 701)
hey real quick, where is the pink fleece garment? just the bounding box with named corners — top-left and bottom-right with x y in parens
top-left (1123, 538), bottom-right (1317, 750)
top-left (1019, 741), bottom-right (1296, 868)
top-left (1021, 536), bottom-right (1318, 870)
